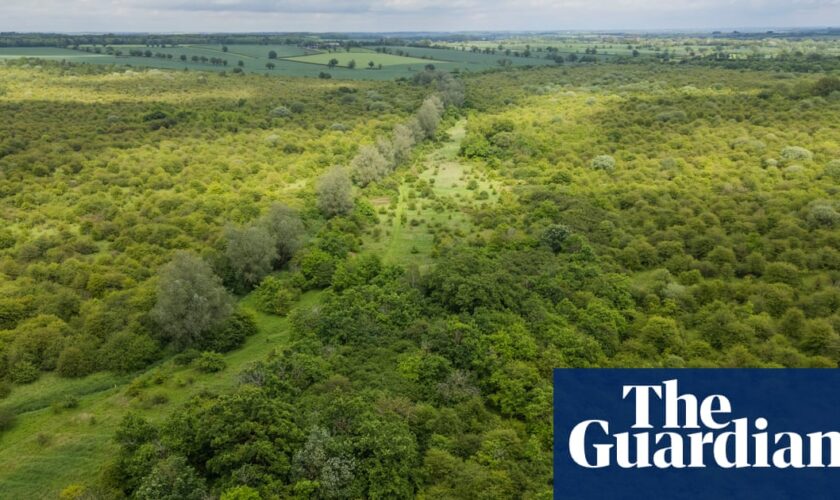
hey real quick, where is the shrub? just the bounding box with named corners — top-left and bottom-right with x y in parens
top-left (590, 155), bottom-right (616, 171)
top-left (202, 310), bottom-right (258, 353)
top-left (824, 159), bottom-right (840, 180)
top-left (10, 360), bottom-right (40, 384)
top-left (780, 146), bottom-right (813, 162)
top-left (270, 106), bottom-right (291, 117)
top-left (194, 352), bottom-right (226, 373)
top-left (173, 349), bottom-right (200, 366)
top-left (254, 276), bottom-right (302, 316)
top-left (101, 332), bottom-right (158, 373)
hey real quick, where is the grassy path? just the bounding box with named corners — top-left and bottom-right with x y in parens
top-left (369, 118), bottom-right (500, 266)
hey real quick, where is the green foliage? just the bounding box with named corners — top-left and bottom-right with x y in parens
top-left (151, 252), bottom-right (233, 349)
top-left (201, 310), bottom-right (258, 353)
top-left (193, 352), bottom-right (226, 373)
top-left (135, 455), bottom-right (207, 500)
top-left (224, 225), bottom-right (277, 292)
top-left (317, 167), bottom-right (355, 218)
top-left (254, 276), bottom-right (301, 316)
top-left (297, 249), bottom-right (339, 289)
top-left (541, 224), bottom-right (571, 253)
top-left (590, 154), bottom-right (616, 171)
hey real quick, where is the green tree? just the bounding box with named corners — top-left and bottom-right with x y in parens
top-left (151, 252), bottom-right (233, 349)
top-left (135, 456), bottom-right (207, 500)
top-left (225, 225), bottom-right (277, 292)
top-left (317, 167), bottom-right (354, 218)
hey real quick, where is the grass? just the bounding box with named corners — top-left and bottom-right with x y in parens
top-left (366, 119), bottom-right (500, 268)
top-left (0, 290), bottom-right (321, 499)
top-left (285, 51), bottom-right (442, 68)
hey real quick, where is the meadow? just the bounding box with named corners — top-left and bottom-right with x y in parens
top-left (0, 32), bottom-right (839, 499)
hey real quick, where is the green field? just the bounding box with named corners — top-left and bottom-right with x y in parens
top-left (285, 51), bottom-right (442, 68)
top-left (0, 42), bottom-right (557, 79)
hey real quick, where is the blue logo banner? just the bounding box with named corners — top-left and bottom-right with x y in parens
top-left (554, 369), bottom-right (840, 499)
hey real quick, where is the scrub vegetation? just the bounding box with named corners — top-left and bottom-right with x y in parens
top-left (0, 30), bottom-right (839, 499)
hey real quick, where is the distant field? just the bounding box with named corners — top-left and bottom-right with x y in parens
top-left (0, 43), bottom-right (558, 79)
top-left (285, 51), bottom-right (441, 67)
top-left (0, 47), bottom-right (107, 59)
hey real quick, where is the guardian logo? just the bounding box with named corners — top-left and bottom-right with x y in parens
top-left (554, 369), bottom-right (840, 499)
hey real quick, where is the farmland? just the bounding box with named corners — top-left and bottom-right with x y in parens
top-left (285, 51), bottom-right (443, 68)
top-left (0, 42), bottom-right (559, 79)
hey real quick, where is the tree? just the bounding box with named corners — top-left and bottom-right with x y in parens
top-left (347, 59), bottom-right (356, 69)
top-left (541, 224), bottom-right (571, 253)
top-left (222, 45), bottom-right (228, 52)
top-left (151, 252), bottom-right (233, 349)
top-left (368, 61), bottom-right (375, 69)
top-left (135, 456), bottom-right (207, 500)
top-left (328, 58), bottom-right (339, 68)
top-left (266, 62), bottom-right (276, 70)
top-left (259, 203), bottom-right (305, 267)
top-left (392, 124), bottom-right (416, 165)
top-left (224, 225), bottom-right (277, 292)
top-left (268, 50), bottom-right (278, 59)
top-left (812, 76), bottom-right (840, 97)
top-left (416, 95), bottom-right (444, 139)
top-left (351, 145), bottom-right (390, 186)
top-left (317, 167), bottom-right (354, 218)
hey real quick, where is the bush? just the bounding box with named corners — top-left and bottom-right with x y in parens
top-left (101, 332), bottom-right (158, 373)
top-left (57, 343), bottom-right (98, 377)
top-left (298, 249), bottom-right (338, 289)
top-left (780, 146), bottom-right (813, 162)
top-left (824, 159), bottom-right (840, 180)
top-left (10, 360), bottom-right (40, 384)
top-left (173, 349), bottom-right (200, 366)
top-left (194, 352), bottom-right (226, 373)
top-left (590, 155), bottom-right (616, 171)
top-left (270, 106), bottom-right (291, 117)
top-left (254, 276), bottom-right (301, 316)
top-left (202, 310), bottom-right (258, 353)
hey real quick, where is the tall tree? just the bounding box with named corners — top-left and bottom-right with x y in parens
top-left (151, 252), bottom-right (232, 349)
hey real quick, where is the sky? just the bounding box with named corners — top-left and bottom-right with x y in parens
top-left (1, 0), bottom-right (838, 33)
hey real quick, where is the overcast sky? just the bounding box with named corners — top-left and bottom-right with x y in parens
top-left (1, 0), bottom-right (838, 33)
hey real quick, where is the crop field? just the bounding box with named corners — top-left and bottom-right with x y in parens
top-left (285, 51), bottom-right (443, 68)
top-left (0, 42), bottom-right (562, 79)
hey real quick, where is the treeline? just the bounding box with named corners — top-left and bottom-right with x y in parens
top-left (0, 33), bottom-right (313, 48)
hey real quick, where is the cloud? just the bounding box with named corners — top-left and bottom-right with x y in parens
top-left (1, 0), bottom-right (838, 31)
